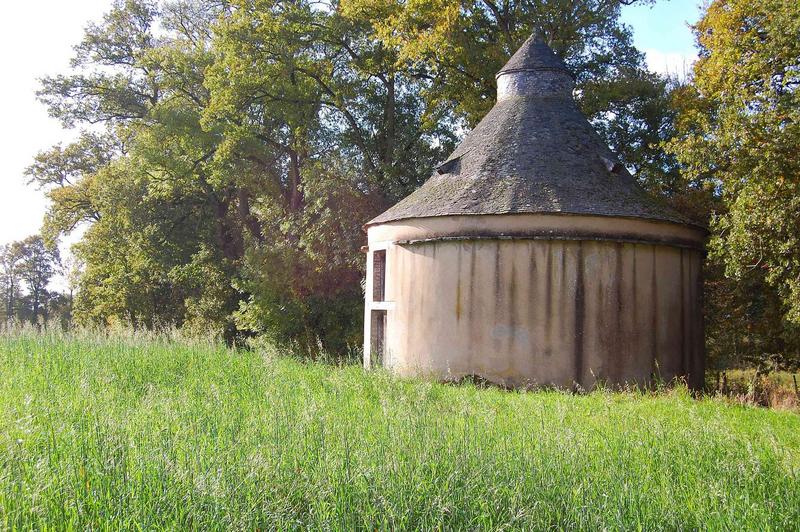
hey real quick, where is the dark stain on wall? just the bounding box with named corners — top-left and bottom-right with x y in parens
top-left (493, 242), bottom-right (503, 354)
top-left (544, 245), bottom-right (553, 357)
top-left (509, 249), bottom-right (518, 352)
top-left (468, 243), bottom-right (477, 362)
top-left (650, 246), bottom-right (658, 378)
top-left (612, 242), bottom-right (624, 383)
top-left (680, 248), bottom-right (687, 376)
top-left (574, 242), bottom-right (585, 388)
top-left (456, 244), bottom-right (463, 322)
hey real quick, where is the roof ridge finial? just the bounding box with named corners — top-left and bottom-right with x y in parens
top-left (496, 32), bottom-right (571, 78)
top-left (495, 32), bottom-right (574, 100)
top-left (528, 31), bottom-right (545, 43)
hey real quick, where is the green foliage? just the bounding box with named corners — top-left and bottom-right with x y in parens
top-left (0, 245), bottom-right (22, 323)
top-left (29, 0), bottom-right (454, 351)
top-left (231, 158), bottom-right (371, 353)
top-left (14, 236), bottom-right (61, 324)
top-left (29, 0), bottom-right (243, 339)
top-left (341, 0), bottom-right (654, 126)
top-left (0, 333), bottom-right (799, 528)
top-left (669, 0), bottom-right (800, 368)
top-left (0, 237), bottom-right (62, 326)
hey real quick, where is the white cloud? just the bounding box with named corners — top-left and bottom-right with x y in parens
top-left (643, 48), bottom-right (697, 78)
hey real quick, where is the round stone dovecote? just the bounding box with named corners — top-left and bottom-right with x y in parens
top-left (363, 35), bottom-right (706, 390)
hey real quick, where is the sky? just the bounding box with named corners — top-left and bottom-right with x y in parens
top-left (0, 1), bottom-right (110, 257)
top-left (620, 0), bottom-right (703, 77)
top-left (0, 0), bottom-right (703, 280)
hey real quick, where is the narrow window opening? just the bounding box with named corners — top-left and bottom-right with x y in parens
top-left (370, 309), bottom-right (387, 366)
top-left (372, 250), bottom-right (386, 302)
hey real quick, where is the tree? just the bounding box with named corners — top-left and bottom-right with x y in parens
top-left (204, 0), bottom-right (457, 350)
top-left (29, 0), bottom-right (452, 349)
top-left (55, 254), bottom-right (82, 327)
top-left (14, 236), bottom-right (60, 325)
top-left (342, 3), bottom-right (642, 110)
top-left (0, 244), bottom-right (22, 325)
top-left (30, 0), bottom-right (241, 336)
top-left (25, 132), bottom-right (114, 246)
top-left (668, 0), bottom-right (800, 368)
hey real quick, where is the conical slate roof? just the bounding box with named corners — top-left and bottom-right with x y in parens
top-left (367, 36), bottom-right (691, 227)
top-left (496, 33), bottom-right (573, 77)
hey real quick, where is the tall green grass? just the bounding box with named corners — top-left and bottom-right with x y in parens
top-left (0, 331), bottom-right (798, 529)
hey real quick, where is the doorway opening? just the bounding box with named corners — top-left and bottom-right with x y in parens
top-left (370, 309), bottom-right (387, 366)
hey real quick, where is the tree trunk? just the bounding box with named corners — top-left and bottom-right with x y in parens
top-left (31, 290), bottom-right (40, 325)
top-left (383, 71), bottom-right (396, 167)
top-left (287, 149), bottom-right (304, 212)
top-left (237, 188), bottom-right (264, 243)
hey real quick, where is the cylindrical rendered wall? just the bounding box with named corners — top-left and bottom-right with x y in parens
top-left (364, 214), bottom-right (706, 390)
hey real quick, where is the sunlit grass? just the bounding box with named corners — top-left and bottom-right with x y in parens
top-left (0, 331), bottom-right (798, 529)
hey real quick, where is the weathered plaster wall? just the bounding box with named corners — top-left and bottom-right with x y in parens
top-left (364, 214), bottom-right (705, 390)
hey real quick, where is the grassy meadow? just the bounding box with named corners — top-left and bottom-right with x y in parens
top-left (0, 332), bottom-right (799, 530)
